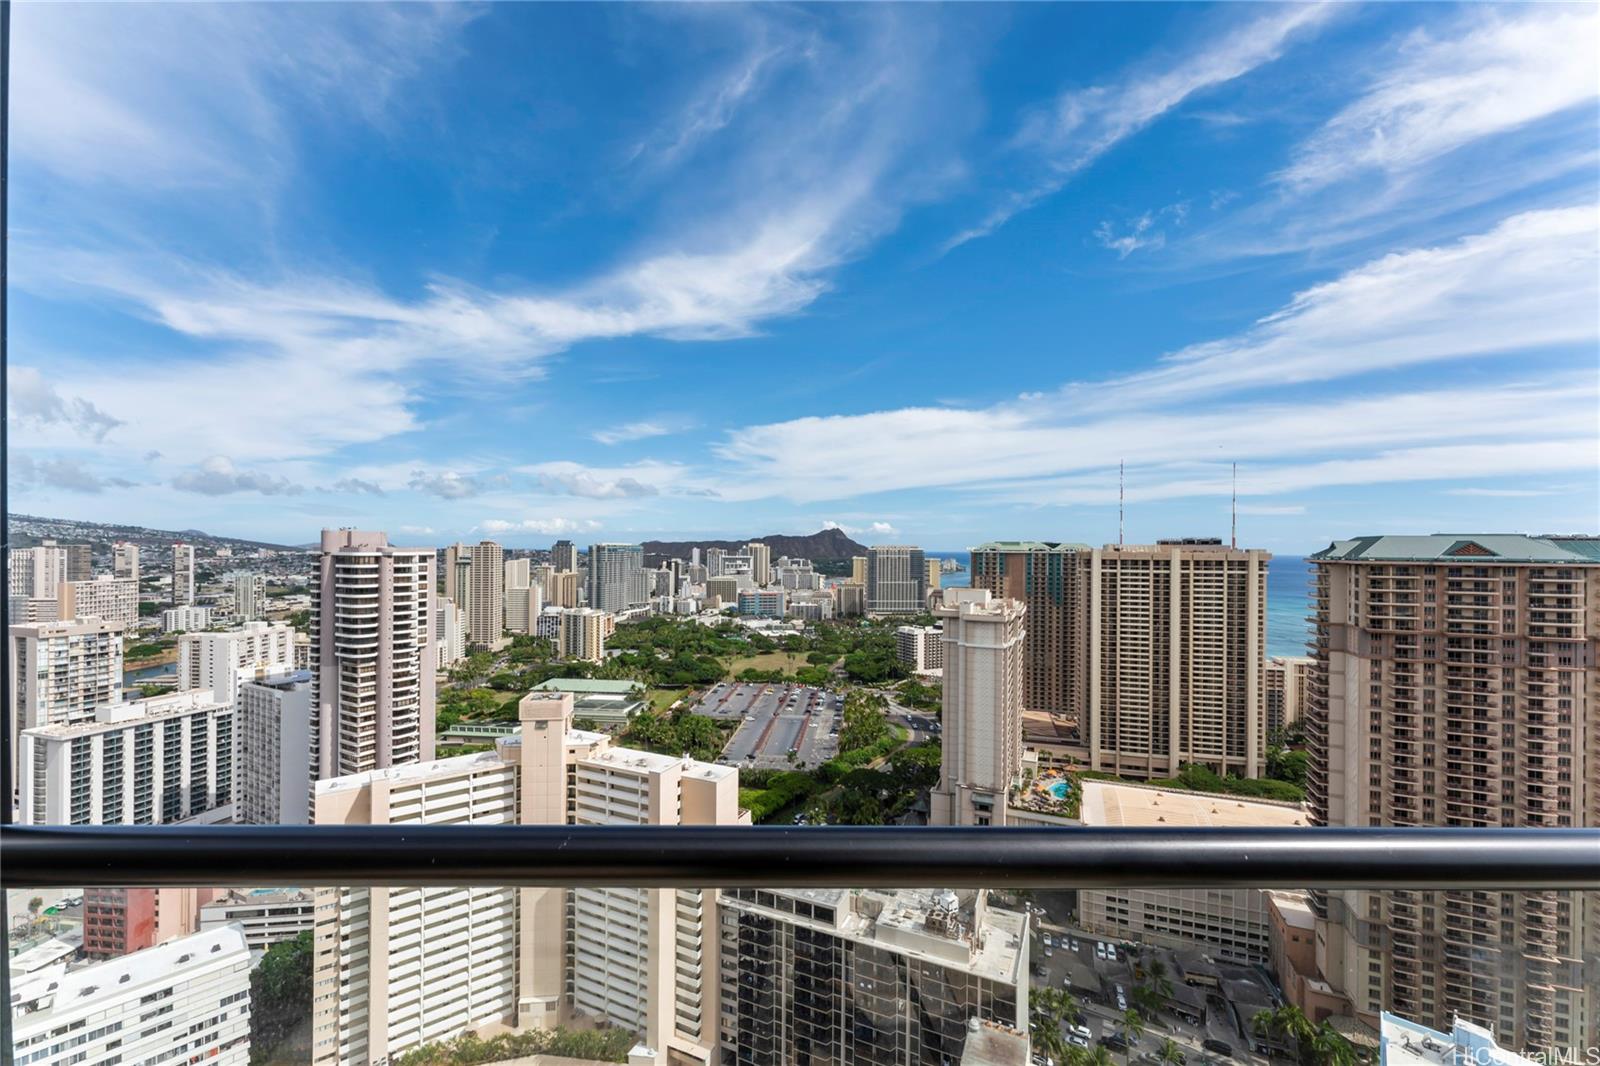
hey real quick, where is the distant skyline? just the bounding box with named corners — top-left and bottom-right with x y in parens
top-left (9, 4), bottom-right (1597, 552)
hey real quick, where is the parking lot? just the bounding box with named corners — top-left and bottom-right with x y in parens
top-left (1018, 909), bottom-right (1277, 1066)
top-left (697, 682), bottom-right (843, 770)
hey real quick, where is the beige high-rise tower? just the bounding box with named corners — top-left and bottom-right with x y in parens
top-left (1084, 539), bottom-right (1268, 779)
top-left (309, 529), bottom-right (436, 785)
top-left (931, 588), bottom-right (1026, 826)
top-left (171, 543), bottom-right (195, 606)
top-left (1306, 534), bottom-right (1599, 1054)
top-left (311, 692), bottom-right (746, 1066)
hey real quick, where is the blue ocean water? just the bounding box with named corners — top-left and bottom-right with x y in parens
top-left (928, 550), bottom-right (1313, 659)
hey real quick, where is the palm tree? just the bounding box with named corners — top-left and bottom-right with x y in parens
top-left (1145, 959), bottom-right (1175, 1000)
top-left (1118, 1008), bottom-right (1146, 1066)
top-left (1085, 1046), bottom-right (1116, 1066)
top-left (1157, 1036), bottom-right (1185, 1066)
top-left (1306, 1022), bottom-right (1358, 1066)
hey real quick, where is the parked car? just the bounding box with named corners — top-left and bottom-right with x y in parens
top-left (1202, 1040), bottom-right (1233, 1058)
top-left (1114, 984), bottom-right (1129, 1011)
top-left (1106, 943), bottom-right (1119, 961)
top-left (1095, 942), bottom-right (1108, 959)
top-left (1070, 1024), bottom-right (1093, 1043)
top-left (1070, 938), bottom-right (1080, 952)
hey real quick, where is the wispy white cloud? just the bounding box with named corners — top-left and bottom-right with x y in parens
top-left (717, 206), bottom-right (1600, 505)
top-left (479, 517), bottom-right (604, 536)
top-left (592, 418), bottom-right (699, 446)
top-left (1095, 203), bottom-right (1188, 258)
top-left (7, 367), bottom-right (123, 442)
top-left (408, 470), bottom-right (485, 500)
top-left (1277, 7), bottom-right (1599, 193)
top-left (520, 461), bottom-right (692, 500)
top-left (945, 5), bottom-right (1335, 251)
top-left (12, 454), bottom-right (139, 495)
top-left (1443, 487), bottom-right (1565, 499)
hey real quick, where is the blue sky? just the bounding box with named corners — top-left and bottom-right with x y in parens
top-left (9, 3), bottom-right (1597, 552)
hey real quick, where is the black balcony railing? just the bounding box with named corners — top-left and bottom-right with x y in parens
top-left (2, 824), bottom-right (1596, 890)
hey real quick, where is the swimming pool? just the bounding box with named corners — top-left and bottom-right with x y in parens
top-left (1047, 780), bottom-right (1072, 800)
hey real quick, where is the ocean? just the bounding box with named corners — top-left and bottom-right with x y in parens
top-left (927, 550), bottom-right (1313, 659)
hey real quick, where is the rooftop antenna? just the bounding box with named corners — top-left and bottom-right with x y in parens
top-left (1119, 461), bottom-right (1125, 546)
top-left (1230, 461), bottom-right (1237, 550)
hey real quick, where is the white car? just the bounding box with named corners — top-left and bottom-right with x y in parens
top-left (1106, 944), bottom-right (1119, 961)
top-left (1070, 938), bottom-right (1080, 952)
top-left (1095, 943), bottom-right (1108, 959)
top-left (1043, 934), bottom-right (1054, 948)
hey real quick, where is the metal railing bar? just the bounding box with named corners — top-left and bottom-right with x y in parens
top-left (3, 825), bottom-right (1596, 890)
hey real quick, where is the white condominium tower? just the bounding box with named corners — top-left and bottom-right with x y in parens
top-left (931, 589), bottom-right (1026, 827)
top-left (232, 571), bottom-right (266, 621)
top-left (1085, 539), bottom-right (1268, 779)
top-left (9, 543), bottom-right (68, 600)
top-left (310, 529), bottom-right (436, 784)
top-left (504, 558), bottom-right (543, 634)
top-left (866, 545), bottom-right (927, 615)
top-left (588, 542), bottom-right (644, 613)
top-left (10, 926), bottom-right (252, 1066)
top-left (172, 542), bottom-right (196, 605)
top-left (20, 689), bottom-right (236, 826)
top-left (236, 668), bottom-right (313, 825)
top-left (178, 620), bottom-right (296, 704)
top-left (1305, 535), bottom-right (1599, 1054)
top-left (311, 692), bottom-right (745, 1066)
top-left (8, 616), bottom-right (124, 797)
top-left (114, 540), bottom-right (141, 583)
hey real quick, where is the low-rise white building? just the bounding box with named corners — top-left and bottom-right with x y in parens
top-left (162, 605), bottom-right (212, 633)
top-left (58, 575), bottom-right (139, 625)
top-left (896, 624), bottom-right (944, 673)
top-left (10, 925), bottom-right (252, 1066)
top-left (178, 620), bottom-right (296, 704)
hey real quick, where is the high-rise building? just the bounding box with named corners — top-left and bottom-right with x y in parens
top-left (926, 558), bottom-right (942, 592)
top-left (8, 616), bottom-right (123, 796)
top-left (237, 669), bottom-right (312, 825)
top-left (504, 582), bottom-right (544, 634)
top-left (83, 887), bottom-right (159, 959)
top-left (1305, 534), bottom-right (1599, 1052)
top-left (559, 607), bottom-right (610, 662)
top-left (9, 543), bottom-right (68, 600)
top-left (504, 557), bottom-right (532, 590)
top-left (589, 542), bottom-right (644, 612)
top-left (737, 589), bottom-right (786, 618)
top-left (931, 589), bottom-right (1025, 827)
top-left (468, 540), bottom-right (504, 647)
top-left (867, 545), bottom-right (926, 615)
top-left (58, 541), bottom-right (93, 582)
top-left (706, 546), bottom-right (725, 577)
top-left (719, 885), bottom-right (1029, 1065)
top-left (310, 529), bottom-right (436, 784)
top-left (850, 555), bottom-right (868, 586)
top-left (546, 569), bottom-right (581, 608)
top-left (1263, 655), bottom-right (1313, 736)
top-left (231, 571), bottom-right (266, 621)
top-left (895, 624), bottom-right (945, 673)
top-left (834, 582), bottom-right (866, 617)
top-left (551, 539), bottom-right (579, 573)
top-left (435, 596), bottom-right (467, 669)
top-left (20, 689), bottom-right (237, 826)
top-left (746, 542), bottom-right (772, 587)
top-left (312, 692), bottom-right (744, 1066)
top-left (1085, 540), bottom-right (1268, 779)
top-left (969, 542), bottom-right (1089, 719)
top-left (705, 575), bottom-right (743, 606)
top-left (10, 926), bottom-right (252, 1066)
top-left (58, 575), bottom-right (139, 625)
top-left (178, 620), bottom-right (296, 704)
top-left (172, 542), bottom-right (196, 605)
top-left (114, 540), bottom-right (141, 584)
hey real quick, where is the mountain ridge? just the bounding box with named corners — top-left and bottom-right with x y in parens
top-left (642, 527), bottom-right (870, 564)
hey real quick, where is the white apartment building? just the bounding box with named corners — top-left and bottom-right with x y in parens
top-left (310, 529), bottom-right (436, 784)
top-left (1263, 654), bottom-right (1312, 736)
top-left (237, 669), bottom-right (312, 825)
top-left (505, 557), bottom-right (532, 590)
top-left (745, 542), bottom-right (772, 586)
top-left (559, 607), bottom-right (611, 663)
top-left (1074, 780), bottom-right (1310, 963)
top-left (179, 620), bottom-right (296, 704)
top-left (311, 692), bottom-right (744, 1066)
top-left (8, 596), bottom-right (61, 625)
top-left (8, 616), bottom-right (123, 796)
top-left (58, 575), bottom-right (139, 625)
top-left (9, 925), bottom-right (252, 1066)
top-left (172, 542), bottom-right (196, 605)
top-left (20, 689), bottom-right (237, 826)
top-left (163, 605), bottom-right (212, 633)
top-left (232, 571), bottom-right (266, 621)
top-left (932, 589), bottom-right (1026, 827)
top-left (867, 545), bottom-right (927, 615)
top-left (719, 886), bottom-right (1029, 1065)
top-left (895, 624), bottom-right (944, 673)
top-left (114, 540), bottom-right (141, 583)
top-left (200, 889), bottom-right (316, 950)
top-left (9, 544), bottom-right (68, 600)
top-left (504, 582), bottom-right (544, 635)
top-left (435, 596), bottom-right (468, 670)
